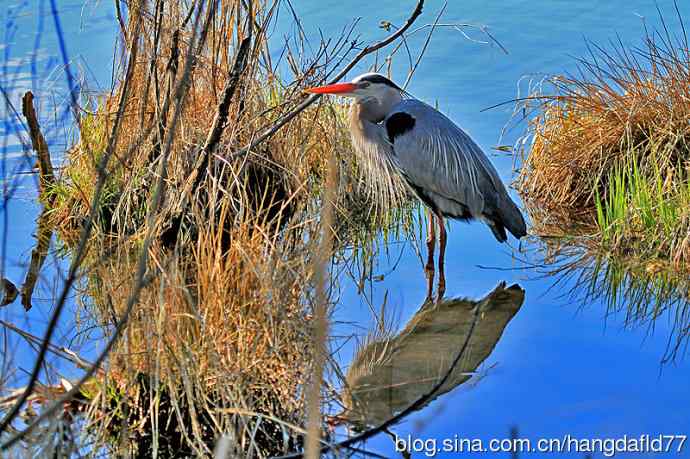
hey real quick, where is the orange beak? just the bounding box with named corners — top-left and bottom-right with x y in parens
top-left (305, 82), bottom-right (357, 94)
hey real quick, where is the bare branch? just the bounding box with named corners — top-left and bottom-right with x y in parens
top-left (114, 0), bottom-right (128, 42)
top-left (229, 0), bottom-right (425, 160)
top-left (402, 2), bottom-right (447, 90)
top-left (21, 92), bottom-right (55, 197)
top-left (0, 320), bottom-right (96, 372)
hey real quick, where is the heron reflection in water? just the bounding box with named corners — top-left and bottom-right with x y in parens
top-left (335, 282), bottom-right (525, 431)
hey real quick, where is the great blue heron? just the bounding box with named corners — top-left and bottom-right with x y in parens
top-left (307, 73), bottom-right (527, 299)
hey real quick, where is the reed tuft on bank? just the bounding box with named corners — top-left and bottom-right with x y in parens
top-left (16, 0), bottom-right (420, 457)
top-left (515, 8), bottom-right (690, 270)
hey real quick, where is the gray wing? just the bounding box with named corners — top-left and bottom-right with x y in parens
top-left (384, 99), bottom-right (526, 241)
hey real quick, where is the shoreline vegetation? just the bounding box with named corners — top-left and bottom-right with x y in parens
top-left (513, 5), bottom-right (690, 362)
top-left (515, 6), bottom-right (690, 274)
top-left (2, 0), bottom-right (435, 457)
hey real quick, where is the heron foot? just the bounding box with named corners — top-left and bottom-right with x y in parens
top-left (436, 271), bottom-right (446, 302)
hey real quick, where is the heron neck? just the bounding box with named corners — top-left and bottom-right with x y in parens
top-left (352, 91), bottom-right (402, 124)
top-left (349, 103), bottom-right (381, 146)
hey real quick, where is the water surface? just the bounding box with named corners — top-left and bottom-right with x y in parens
top-left (1, 0), bottom-right (689, 457)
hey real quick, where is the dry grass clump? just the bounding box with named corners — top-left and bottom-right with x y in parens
top-left (50, 57), bottom-right (333, 240)
top-left (78, 196), bottom-right (314, 457)
top-left (516, 9), bottom-right (690, 267)
top-left (27, 0), bottom-right (419, 456)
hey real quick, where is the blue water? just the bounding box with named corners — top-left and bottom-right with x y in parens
top-left (0, 0), bottom-right (117, 401)
top-left (1, 0), bottom-right (689, 457)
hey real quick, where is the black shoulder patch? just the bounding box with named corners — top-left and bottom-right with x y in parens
top-left (386, 112), bottom-right (415, 143)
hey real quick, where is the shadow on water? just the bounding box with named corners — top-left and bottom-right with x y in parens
top-left (339, 282), bottom-right (525, 430)
top-left (533, 238), bottom-right (690, 363)
top-left (1, 208), bottom-right (52, 311)
top-left (19, 207), bottom-right (54, 311)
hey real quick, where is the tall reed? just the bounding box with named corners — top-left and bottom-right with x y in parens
top-left (515, 6), bottom-right (690, 268)
top-left (1, 0), bottom-right (422, 456)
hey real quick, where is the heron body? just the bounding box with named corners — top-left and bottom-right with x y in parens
top-left (307, 73), bottom-right (527, 299)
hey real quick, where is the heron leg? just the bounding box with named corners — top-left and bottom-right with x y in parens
top-left (425, 210), bottom-right (436, 302)
top-left (437, 215), bottom-right (447, 301)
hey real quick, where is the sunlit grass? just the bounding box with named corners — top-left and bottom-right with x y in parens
top-left (33, 0), bottom-right (420, 456)
top-left (516, 7), bottom-right (690, 270)
top-left (594, 153), bottom-right (690, 266)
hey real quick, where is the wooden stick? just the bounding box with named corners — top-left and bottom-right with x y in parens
top-left (20, 208), bottom-right (53, 311)
top-left (21, 92), bottom-right (55, 198)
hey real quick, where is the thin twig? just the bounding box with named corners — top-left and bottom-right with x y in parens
top-left (229, 0), bottom-right (425, 160)
top-left (49, 0), bottom-right (81, 126)
top-left (402, 2), bottom-right (447, 90)
top-left (0, 0), bottom-right (213, 448)
top-left (114, 0), bottom-right (128, 42)
top-left (0, 320), bottom-right (96, 372)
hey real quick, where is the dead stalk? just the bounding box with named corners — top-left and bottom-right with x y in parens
top-left (304, 146), bottom-right (337, 458)
top-left (21, 91), bottom-right (55, 197)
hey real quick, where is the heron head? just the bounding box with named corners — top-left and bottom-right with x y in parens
top-left (305, 72), bottom-right (402, 103)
